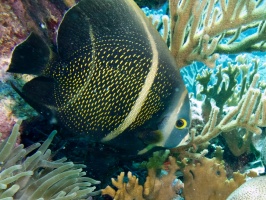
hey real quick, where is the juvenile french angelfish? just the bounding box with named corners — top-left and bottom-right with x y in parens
top-left (7, 0), bottom-right (191, 155)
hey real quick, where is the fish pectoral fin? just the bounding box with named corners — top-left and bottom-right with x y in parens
top-left (137, 144), bottom-right (155, 155)
top-left (137, 130), bottom-right (163, 145)
top-left (10, 76), bottom-right (57, 120)
top-left (7, 33), bottom-right (52, 75)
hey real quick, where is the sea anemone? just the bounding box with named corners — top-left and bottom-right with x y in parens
top-left (0, 120), bottom-right (100, 200)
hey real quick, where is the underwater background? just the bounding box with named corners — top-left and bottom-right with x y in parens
top-left (1, 0), bottom-right (266, 199)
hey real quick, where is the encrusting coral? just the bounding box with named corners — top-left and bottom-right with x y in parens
top-left (181, 147), bottom-right (257, 200)
top-left (0, 120), bottom-right (100, 199)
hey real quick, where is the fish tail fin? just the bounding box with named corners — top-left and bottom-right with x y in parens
top-left (7, 33), bottom-right (52, 75)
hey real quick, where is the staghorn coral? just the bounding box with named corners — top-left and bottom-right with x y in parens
top-left (102, 171), bottom-right (145, 200)
top-left (0, 120), bottom-right (100, 199)
top-left (102, 148), bottom-right (258, 200)
top-left (102, 154), bottom-right (183, 200)
top-left (227, 176), bottom-right (266, 200)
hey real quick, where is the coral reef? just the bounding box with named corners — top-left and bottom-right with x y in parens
top-left (227, 176), bottom-right (266, 200)
top-left (181, 150), bottom-right (257, 200)
top-left (102, 148), bottom-right (258, 200)
top-left (169, 63), bottom-right (266, 199)
top-left (2, 0), bottom-right (266, 199)
top-left (196, 64), bottom-right (239, 115)
top-left (181, 57), bottom-right (266, 158)
top-left (102, 152), bottom-right (183, 200)
top-left (168, 0), bottom-right (266, 68)
top-left (0, 0), bottom-right (67, 72)
top-left (0, 120), bottom-right (100, 199)
top-left (172, 71), bottom-right (266, 155)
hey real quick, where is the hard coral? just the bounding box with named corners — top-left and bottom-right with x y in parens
top-left (0, 120), bottom-right (100, 199)
top-left (102, 156), bottom-right (183, 200)
top-left (169, 0), bottom-right (266, 68)
top-left (172, 72), bottom-right (266, 158)
top-left (182, 156), bottom-right (256, 200)
top-left (227, 176), bottom-right (266, 200)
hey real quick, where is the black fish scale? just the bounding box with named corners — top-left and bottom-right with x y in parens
top-left (49, 35), bottom-right (155, 139)
top-left (129, 61), bottom-right (175, 130)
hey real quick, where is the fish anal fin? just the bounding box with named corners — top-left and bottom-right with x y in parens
top-left (11, 77), bottom-right (57, 120)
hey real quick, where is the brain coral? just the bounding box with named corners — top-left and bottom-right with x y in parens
top-left (227, 176), bottom-right (266, 200)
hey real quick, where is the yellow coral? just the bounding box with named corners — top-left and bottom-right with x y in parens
top-left (169, 0), bottom-right (266, 68)
top-left (102, 156), bottom-right (183, 200)
top-left (182, 156), bottom-right (257, 200)
top-left (102, 171), bottom-right (144, 200)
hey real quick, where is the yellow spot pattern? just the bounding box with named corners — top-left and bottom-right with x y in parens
top-left (47, 30), bottom-right (176, 140)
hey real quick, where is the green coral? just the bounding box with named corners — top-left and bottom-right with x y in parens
top-left (139, 149), bottom-right (170, 170)
top-left (0, 120), bottom-right (100, 200)
top-left (196, 64), bottom-right (239, 113)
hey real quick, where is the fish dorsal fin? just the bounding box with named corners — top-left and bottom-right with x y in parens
top-left (7, 33), bottom-right (52, 75)
top-left (56, 0), bottom-right (164, 60)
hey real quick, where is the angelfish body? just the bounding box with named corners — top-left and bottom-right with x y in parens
top-left (7, 0), bottom-right (191, 154)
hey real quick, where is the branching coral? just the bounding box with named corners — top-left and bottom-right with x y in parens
top-left (184, 56), bottom-right (266, 156)
top-left (172, 73), bottom-right (266, 154)
top-left (196, 64), bottom-right (240, 118)
top-left (103, 148), bottom-right (258, 200)
top-left (168, 0), bottom-right (266, 68)
top-left (0, 120), bottom-right (100, 199)
top-left (102, 153), bottom-right (183, 200)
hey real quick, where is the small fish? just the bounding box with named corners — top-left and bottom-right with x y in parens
top-left (7, 0), bottom-right (191, 155)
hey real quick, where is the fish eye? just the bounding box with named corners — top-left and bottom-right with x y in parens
top-left (175, 118), bottom-right (187, 129)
